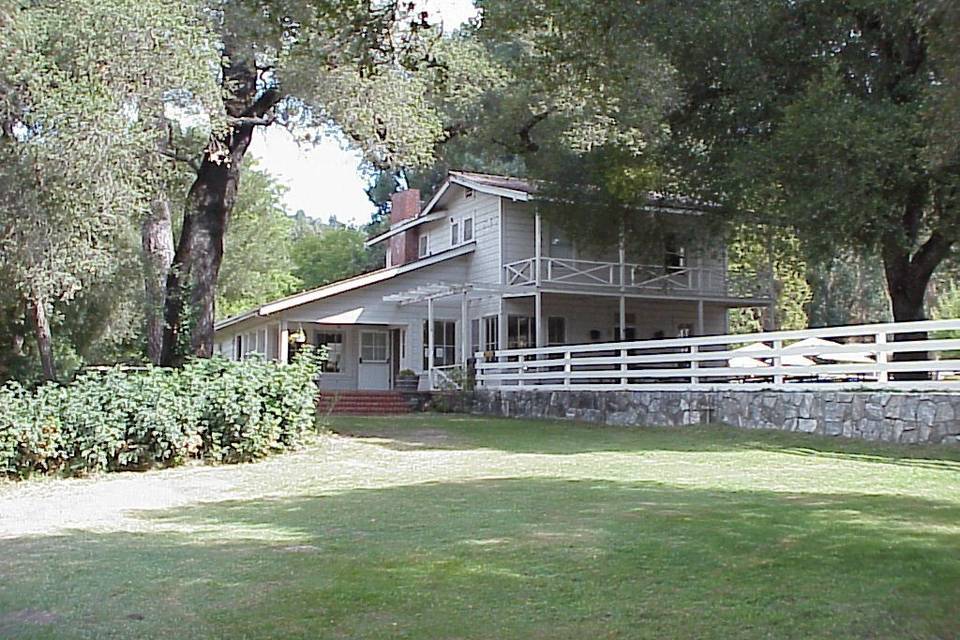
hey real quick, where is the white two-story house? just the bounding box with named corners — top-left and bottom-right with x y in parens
top-left (213, 171), bottom-right (772, 390)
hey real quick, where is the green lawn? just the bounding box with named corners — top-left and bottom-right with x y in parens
top-left (1, 416), bottom-right (959, 639)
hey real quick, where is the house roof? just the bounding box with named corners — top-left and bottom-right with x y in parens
top-left (214, 241), bottom-right (476, 332)
top-left (366, 170), bottom-right (719, 248)
top-left (365, 171), bottom-right (533, 247)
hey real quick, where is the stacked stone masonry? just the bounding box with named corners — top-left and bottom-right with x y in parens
top-left (471, 390), bottom-right (960, 445)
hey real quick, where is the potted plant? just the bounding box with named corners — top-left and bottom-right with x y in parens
top-left (396, 369), bottom-right (420, 391)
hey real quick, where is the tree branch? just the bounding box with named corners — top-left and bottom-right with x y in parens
top-left (226, 114), bottom-right (276, 127)
top-left (157, 148), bottom-right (201, 172)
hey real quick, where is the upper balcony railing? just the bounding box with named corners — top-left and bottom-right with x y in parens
top-left (503, 257), bottom-right (771, 300)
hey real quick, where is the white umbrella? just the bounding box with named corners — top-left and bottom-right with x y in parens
top-left (729, 342), bottom-right (815, 367)
top-left (785, 337), bottom-right (875, 364)
top-left (729, 343), bottom-right (771, 369)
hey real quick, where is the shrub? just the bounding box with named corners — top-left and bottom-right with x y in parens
top-left (0, 352), bottom-right (319, 479)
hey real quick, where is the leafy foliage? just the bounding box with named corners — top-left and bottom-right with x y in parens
top-left (728, 225), bottom-right (811, 333)
top-left (0, 352), bottom-right (319, 478)
top-left (291, 226), bottom-right (380, 291)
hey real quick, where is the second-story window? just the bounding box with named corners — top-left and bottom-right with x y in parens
top-left (418, 234), bottom-right (429, 258)
top-left (462, 217), bottom-right (474, 242)
top-left (451, 220), bottom-right (459, 246)
top-left (665, 235), bottom-right (686, 271)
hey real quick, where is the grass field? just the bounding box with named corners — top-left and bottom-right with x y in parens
top-left (1, 415), bottom-right (959, 639)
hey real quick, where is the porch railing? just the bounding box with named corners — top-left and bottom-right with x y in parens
top-left (475, 319), bottom-right (960, 391)
top-left (430, 363), bottom-right (467, 391)
top-left (503, 257), bottom-right (770, 300)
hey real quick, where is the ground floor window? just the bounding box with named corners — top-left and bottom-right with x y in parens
top-left (483, 316), bottom-right (498, 352)
top-left (508, 315), bottom-right (536, 349)
top-left (471, 318), bottom-right (480, 358)
top-left (423, 320), bottom-right (456, 368)
top-left (315, 331), bottom-right (344, 372)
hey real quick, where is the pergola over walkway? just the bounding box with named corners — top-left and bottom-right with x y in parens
top-left (383, 283), bottom-right (503, 388)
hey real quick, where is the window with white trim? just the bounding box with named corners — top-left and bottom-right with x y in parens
top-left (423, 320), bottom-right (456, 367)
top-left (508, 315), bottom-right (536, 349)
top-left (451, 220), bottom-right (460, 246)
top-left (462, 217), bottom-right (474, 242)
top-left (483, 316), bottom-right (498, 352)
top-left (418, 234), bottom-right (428, 258)
top-left (470, 318), bottom-right (480, 357)
top-left (315, 332), bottom-right (344, 372)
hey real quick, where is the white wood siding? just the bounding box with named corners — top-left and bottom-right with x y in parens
top-left (502, 200), bottom-right (535, 265)
top-left (463, 192), bottom-right (502, 285)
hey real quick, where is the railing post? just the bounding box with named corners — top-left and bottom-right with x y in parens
top-left (564, 350), bottom-right (572, 388)
top-left (518, 353), bottom-right (526, 388)
top-left (620, 347), bottom-right (628, 389)
top-left (690, 344), bottom-right (699, 385)
top-left (772, 339), bottom-right (784, 386)
top-left (876, 331), bottom-right (889, 384)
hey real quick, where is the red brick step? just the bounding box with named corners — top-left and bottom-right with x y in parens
top-left (317, 390), bottom-right (414, 415)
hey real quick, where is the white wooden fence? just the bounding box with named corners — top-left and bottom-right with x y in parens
top-left (475, 319), bottom-right (960, 391)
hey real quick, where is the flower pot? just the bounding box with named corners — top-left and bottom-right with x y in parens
top-left (395, 376), bottom-right (419, 392)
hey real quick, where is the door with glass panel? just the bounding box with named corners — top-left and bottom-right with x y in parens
top-left (358, 330), bottom-right (390, 390)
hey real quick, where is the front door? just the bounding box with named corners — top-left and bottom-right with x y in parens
top-left (359, 330), bottom-right (390, 390)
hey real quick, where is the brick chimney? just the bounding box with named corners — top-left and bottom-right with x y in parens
top-left (388, 189), bottom-right (421, 267)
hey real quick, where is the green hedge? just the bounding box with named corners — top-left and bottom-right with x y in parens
top-left (0, 354), bottom-right (319, 478)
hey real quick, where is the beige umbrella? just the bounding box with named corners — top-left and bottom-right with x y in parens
top-left (729, 343), bottom-right (771, 369)
top-left (785, 337), bottom-right (875, 364)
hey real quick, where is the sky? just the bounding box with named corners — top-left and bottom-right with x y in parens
top-left (248, 0), bottom-right (479, 227)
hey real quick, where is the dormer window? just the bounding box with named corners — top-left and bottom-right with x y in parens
top-left (418, 234), bottom-right (429, 258)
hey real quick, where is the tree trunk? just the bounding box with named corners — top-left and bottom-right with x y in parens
top-left (881, 205), bottom-right (954, 379)
top-left (158, 55), bottom-right (280, 367)
top-left (27, 296), bottom-right (56, 381)
top-left (142, 193), bottom-right (174, 365)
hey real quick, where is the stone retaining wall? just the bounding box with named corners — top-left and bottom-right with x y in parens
top-left (470, 389), bottom-right (960, 445)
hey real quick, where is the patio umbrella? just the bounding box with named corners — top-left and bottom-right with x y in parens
top-left (729, 343), bottom-right (771, 369)
top-left (729, 343), bottom-right (815, 367)
top-left (785, 337), bottom-right (875, 364)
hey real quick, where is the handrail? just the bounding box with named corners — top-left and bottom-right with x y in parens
top-left (430, 363), bottom-right (466, 391)
top-left (502, 256), bottom-right (770, 299)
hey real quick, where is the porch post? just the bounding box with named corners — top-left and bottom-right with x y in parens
top-left (278, 319), bottom-right (289, 364)
top-left (696, 300), bottom-right (705, 336)
top-left (619, 295), bottom-right (627, 341)
top-left (535, 291), bottom-right (545, 348)
top-left (461, 291), bottom-right (470, 364)
top-left (618, 227), bottom-right (626, 289)
top-left (427, 297), bottom-right (435, 390)
top-left (498, 296), bottom-right (509, 360)
top-left (534, 207), bottom-right (543, 286)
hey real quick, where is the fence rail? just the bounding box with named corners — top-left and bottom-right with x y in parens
top-left (475, 319), bottom-right (960, 391)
